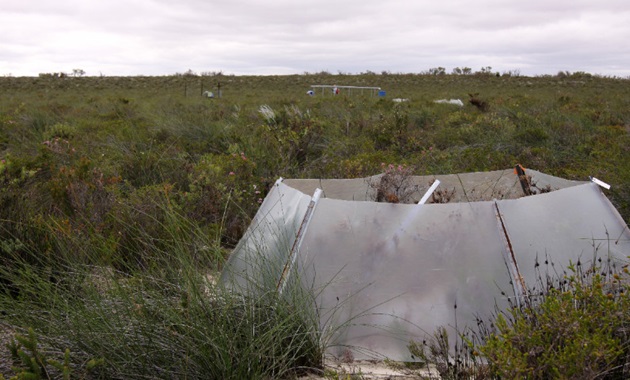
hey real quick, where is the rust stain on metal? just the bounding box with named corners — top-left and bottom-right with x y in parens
top-left (494, 201), bottom-right (528, 302)
top-left (514, 164), bottom-right (532, 196)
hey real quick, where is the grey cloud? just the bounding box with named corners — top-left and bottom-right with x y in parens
top-left (1, 0), bottom-right (629, 77)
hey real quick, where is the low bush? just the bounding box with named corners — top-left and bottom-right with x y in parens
top-left (478, 258), bottom-right (630, 379)
top-left (406, 257), bottom-right (630, 379)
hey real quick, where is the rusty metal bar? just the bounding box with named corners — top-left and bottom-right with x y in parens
top-left (515, 164), bottom-right (532, 196)
top-left (494, 200), bottom-right (528, 307)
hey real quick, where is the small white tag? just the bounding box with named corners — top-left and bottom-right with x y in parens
top-left (591, 177), bottom-right (611, 190)
top-left (418, 179), bottom-right (441, 205)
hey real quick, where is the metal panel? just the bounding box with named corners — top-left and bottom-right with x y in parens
top-left (220, 170), bottom-right (630, 362)
top-left (284, 169), bottom-right (586, 203)
top-left (497, 183), bottom-right (630, 288)
top-left (219, 181), bottom-right (312, 291)
top-left (298, 199), bottom-right (512, 360)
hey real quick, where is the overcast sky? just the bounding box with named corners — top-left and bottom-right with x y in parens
top-left (1, 0), bottom-right (629, 77)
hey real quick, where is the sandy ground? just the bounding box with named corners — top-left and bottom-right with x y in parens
top-left (0, 323), bottom-right (14, 376)
top-left (300, 359), bottom-right (438, 379)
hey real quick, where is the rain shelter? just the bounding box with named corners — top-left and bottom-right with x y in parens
top-left (219, 168), bottom-right (630, 361)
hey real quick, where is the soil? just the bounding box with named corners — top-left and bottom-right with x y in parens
top-left (299, 358), bottom-right (437, 379)
top-left (0, 323), bottom-right (15, 376)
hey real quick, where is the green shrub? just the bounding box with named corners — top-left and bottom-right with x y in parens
top-left (479, 260), bottom-right (630, 379)
top-left (408, 326), bottom-right (488, 380)
top-left (252, 104), bottom-right (328, 176)
top-left (320, 151), bottom-right (396, 178)
top-left (514, 126), bottom-right (549, 145)
top-left (117, 141), bottom-right (191, 189)
top-left (4, 327), bottom-right (104, 380)
top-left (183, 151), bottom-right (266, 246)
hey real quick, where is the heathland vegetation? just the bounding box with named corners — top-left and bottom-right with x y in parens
top-left (1, 71), bottom-right (630, 378)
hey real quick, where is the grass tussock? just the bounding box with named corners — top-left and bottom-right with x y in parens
top-left (1, 205), bottom-right (323, 379)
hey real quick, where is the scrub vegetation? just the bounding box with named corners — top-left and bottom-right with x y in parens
top-left (408, 257), bottom-right (630, 379)
top-left (1, 71), bottom-right (629, 378)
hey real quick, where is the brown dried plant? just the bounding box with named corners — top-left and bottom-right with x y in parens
top-left (369, 163), bottom-right (419, 204)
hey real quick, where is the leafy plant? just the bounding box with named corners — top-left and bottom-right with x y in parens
top-left (5, 327), bottom-right (104, 380)
top-left (478, 259), bottom-right (630, 379)
top-left (184, 151), bottom-right (267, 246)
top-left (408, 326), bottom-right (489, 380)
